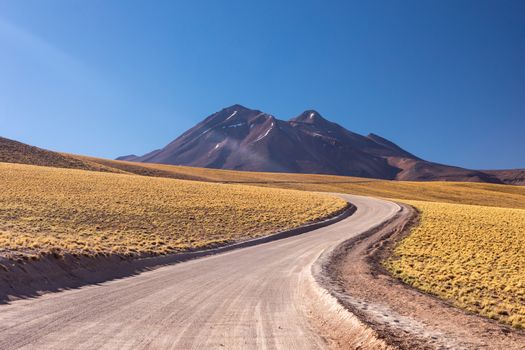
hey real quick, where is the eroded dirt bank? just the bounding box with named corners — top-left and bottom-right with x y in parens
top-left (319, 203), bottom-right (525, 349)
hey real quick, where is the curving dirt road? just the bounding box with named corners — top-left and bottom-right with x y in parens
top-left (0, 195), bottom-right (399, 350)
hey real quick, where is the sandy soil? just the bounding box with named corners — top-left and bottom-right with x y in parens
top-left (324, 203), bottom-right (525, 349)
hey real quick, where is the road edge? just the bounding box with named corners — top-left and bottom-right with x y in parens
top-left (0, 203), bottom-right (355, 304)
top-left (309, 198), bottom-right (525, 349)
top-left (307, 199), bottom-right (406, 350)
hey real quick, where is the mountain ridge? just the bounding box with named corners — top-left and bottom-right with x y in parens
top-left (119, 104), bottom-right (522, 184)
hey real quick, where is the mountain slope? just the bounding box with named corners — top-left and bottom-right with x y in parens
top-left (0, 137), bottom-right (120, 173)
top-left (123, 105), bottom-right (520, 184)
top-left (482, 169), bottom-right (525, 185)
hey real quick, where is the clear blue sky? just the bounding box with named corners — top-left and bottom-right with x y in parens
top-left (1, 0), bottom-right (523, 169)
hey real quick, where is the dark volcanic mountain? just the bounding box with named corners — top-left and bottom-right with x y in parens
top-left (121, 105), bottom-right (521, 184)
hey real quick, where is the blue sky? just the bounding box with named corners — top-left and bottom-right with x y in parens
top-left (1, 0), bottom-right (523, 169)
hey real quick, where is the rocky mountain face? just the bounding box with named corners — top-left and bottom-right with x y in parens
top-left (121, 105), bottom-right (521, 184)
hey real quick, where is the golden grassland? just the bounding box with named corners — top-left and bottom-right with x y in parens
top-left (0, 162), bottom-right (347, 258)
top-left (385, 200), bottom-right (525, 329)
top-left (255, 180), bottom-right (525, 209)
top-left (72, 154), bottom-right (374, 183)
top-left (74, 155), bottom-right (525, 209)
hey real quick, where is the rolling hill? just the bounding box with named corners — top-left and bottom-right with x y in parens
top-left (0, 137), bottom-right (121, 173)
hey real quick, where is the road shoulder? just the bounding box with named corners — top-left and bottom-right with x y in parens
top-left (0, 203), bottom-right (354, 304)
top-left (315, 202), bottom-right (525, 349)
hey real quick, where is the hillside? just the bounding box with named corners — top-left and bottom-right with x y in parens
top-left (119, 104), bottom-right (522, 184)
top-left (483, 169), bottom-right (525, 185)
top-left (0, 137), bottom-right (122, 174)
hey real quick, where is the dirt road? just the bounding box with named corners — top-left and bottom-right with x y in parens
top-left (0, 195), bottom-right (399, 350)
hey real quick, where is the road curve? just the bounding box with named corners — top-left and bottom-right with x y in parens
top-left (0, 195), bottom-right (399, 350)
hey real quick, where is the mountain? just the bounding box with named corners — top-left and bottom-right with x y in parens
top-left (119, 105), bottom-right (523, 184)
top-left (482, 169), bottom-right (525, 186)
top-left (116, 154), bottom-right (139, 161)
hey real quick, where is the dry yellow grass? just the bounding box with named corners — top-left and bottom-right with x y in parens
top-left (385, 200), bottom-right (525, 329)
top-left (73, 154), bottom-right (375, 183)
top-left (253, 180), bottom-right (525, 209)
top-left (72, 155), bottom-right (525, 209)
top-left (0, 162), bottom-right (347, 258)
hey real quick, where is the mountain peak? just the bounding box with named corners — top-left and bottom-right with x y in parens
top-left (224, 103), bottom-right (251, 111)
top-left (200, 104), bottom-right (263, 126)
top-left (290, 110), bottom-right (330, 126)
